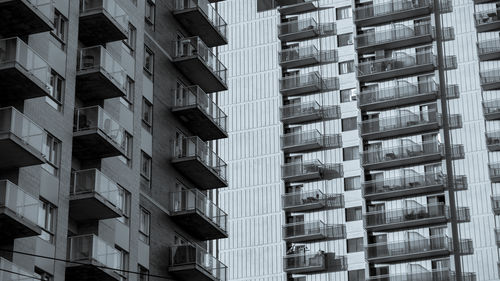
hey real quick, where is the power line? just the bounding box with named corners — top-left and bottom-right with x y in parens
top-left (0, 248), bottom-right (176, 280)
top-left (0, 268), bottom-right (43, 280)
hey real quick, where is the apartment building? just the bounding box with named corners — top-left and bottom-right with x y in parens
top-left (218, 0), bottom-right (500, 281)
top-left (0, 0), bottom-right (229, 280)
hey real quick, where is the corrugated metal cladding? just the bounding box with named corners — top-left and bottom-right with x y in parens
top-left (218, 0), bottom-right (500, 280)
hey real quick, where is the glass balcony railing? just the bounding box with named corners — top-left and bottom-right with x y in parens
top-left (174, 136), bottom-right (227, 181)
top-left (492, 195), bottom-right (500, 213)
top-left (0, 257), bottom-right (38, 281)
top-left (0, 106), bottom-right (46, 155)
top-left (280, 72), bottom-right (338, 93)
top-left (483, 99), bottom-right (500, 118)
top-left (366, 235), bottom-right (452, 260)
top-left (279, 45), bottom-right (337, 66)
top-left (480, 69), bottom-right (500, 86)
top-left (478, 38), bottom-right (500, 57)
top-left (474, 9), bottom-right (500, 28)
top-left (360, 109), bottom-right (439, 136)
top-left (495, 228), bottom-right (500, 246)
top-left (281, 130), bottom-right (341, 150)
top-left (70, 169), bottom-right (120, 207)
top-left (486, 131), bottom-right (500, 150)
top-left (174, 36), bottom-right (228, 84)
top-left (282, 190), bottom-right (325, 210)
top-left (359, 80), bottom-right (438, 108)
top-left (77, 46), bottom-right (127, 91)
top-left (356, 22), bottom-right (432, 49)
top-left (283, 252), bottom-right (326, 272)
top-left (363, 171), bottom-right (446, 197)
top-left (27, 0), bottom-right (54, 20)
top-left (367, 270), bottom-right (475, 281)
top-left (282, 221), bottom-right (345, 241)
top-left (0, 37), bottom-right (51, 93)
top-left (365, 203), bottom-right (449, 229)
top-left (174, 0), bottom-right (227, 40)
top-left (278, 18), bottom-right (317, 36)
top-left (0, 180), bottom-right (40, 226)
top-left (354, 0), bottom-right (432, 22)
top-left (357, 51), bottom-right (435, 78)
top-left (170, 244), bottom-right (227, 281)
top-left (73, 106), bottom-right (127, 151)
top-left (68, 234), bottom-right (120, 269)
top-left (174, 85), bottom-right (227, 132)
top-left (79, 0), bottom-right (128, 32)
top-left (169, 189), bottom-right (227, 232)
top-left (361, 140), bottom-right (441, 166)
top-left (282, 160), bottom-right (342, 179)
top-left (280, 101), bottom-right (340, 123)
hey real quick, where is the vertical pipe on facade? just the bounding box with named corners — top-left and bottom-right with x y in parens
top-left (433, 0), bottom-right (462, 277)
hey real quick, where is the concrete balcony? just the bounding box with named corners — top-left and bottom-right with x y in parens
top-left (0, 258), bottom-right (39, 280)
top-left (356, 23), bottom-right (434, 54)
top-left (279, 45), bottom-right (337, 69)
top-left (489, 163), bottom-right (500, 183)
top-left (69, 169), bottom-right (123, 222)
top-left (0, 180), bottom-right (41, 240)
top-left (173, 85), bottom-right (228, 141)
top-left (282, 160), bottom-right (343, 183)
top-left (474, 9), bottom-right (500, 33)
top-left (280, 101), bottom-right (340, 125)
top-left (169, 189), bottom-right (228, 240)
top-left (173, 36), bottom-right (228, 93)
top-left (169, 244), bottom-right (227, 281)
top-left (173, 0), bottom-right (228, 47)
top-left (278, 0), bottom-right (318, 15)
top-left (278, 18), bottom-right (336, 42)
top-left (483, 99), bottom-right (500, 120)
top-left (282, 190), bottom-right (344, 212)
top-left (354, 0), bottom-right (434, 27)
top-left (478, 38), bottom-right (500, 61)
top-left (357, 52), bottom-right (437, 83)
top-left (368, 270), bottom-right (476, 281)
top-left (73, 106), bottom-right (128, 160)
top-left (172, 136), bottom-right (228, 189)
top-left (282, 221), bottom-right (345, 243)
top-left (0, 0), bottom-right (53, 37)
top-left (0, 37), bottom-right (52, 101)
top-left (283, 252), bottom-right (326, 274)
top-left (281, 130), bottom-right (341, 153)
top-left (492, 196), bottom-right (500, 215)
top-left (280, 71), bottom-right (339, 97)
top-left (79, 0), bottom-right (128, 45)
top-left (486, 131), bottom-right (500, 151)
top-left (480, 69), bottom-right (500, 91)
top-left (76, 46), bottom-right (127, 101)
top-left (0, 107), bottom-right (46, 169)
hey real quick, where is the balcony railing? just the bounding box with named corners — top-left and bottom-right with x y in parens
top-left (282, 160), bottom-right (343, 182)
top-left (282, 190), bottom-right (344, 211)
top-left (354, 0), bottom-right (435, 26)
top-left (279, 45), bottom-right (337, 68)
top-left (367, 270), bottom-right (476, 281)
top-left (68, 234), bottom-right (120, 268)
top-left (280, 72), bottom-right (339, 95)
top-left (483, 99), bottom-right (500, 120)
top-left (79, 0), bottom-right (128, 32)
top-left (492, 195), bottom-right (500, 214)
top-left (362, 140), bottom-right (441, 167)
top-left (281, 130), bottom-right (342, 152)
top-left (280, 101), bottom-right (339, 124)
top-left (1, 106), bottom-right (46, 154)
top-left (169, 244), bottom-right (227, 281)
top-left (366, 235), bottom-right (452, 261)
top-left (478, 38), bottom-right (500, 61)
top-left (283, 251), bottom-right (326, 273)
top-left (0, 180), bottom-right (40, 227)
top-left (282, 221), bottom-right (345, 242)
top-left (0, 257), bottom-right (38, 281)
top-left (495, 228), bottom-right (500, 246)
top-left (71, 169), bottom-right (120, 206)
top-left (278, 18), bottom-right (336, 42)
top-left (486, 131), bottom-right (500, 151)
top-left (278, 0), bottom-right (318, 15)
top-left (474, 9), bottom-right (500, 32)
top-left (480, 69), bottom-right (500, 90)
top-left (489, 163), bottom-right (500, 183)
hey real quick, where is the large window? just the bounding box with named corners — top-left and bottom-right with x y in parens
top-left (344, 176), bottom-right (361, 191)
top-left (348, 270), bottom-right (365, 281)
top-left (47, 70), bottom-right (64, 110)
top-left (42, 134), bottom-right (61, 176)
top-left (336, 6), bottom-right (352, 20)
top-left (116, 186), bottom-right (130, 225)
top-left (123, 23), bottom-right (136, 55)
top-left (38, 199), bottom-right (56, 243)
top-left (139, 265), bottom-right (149, 281)
top-left (347, 238), bottom-right (363, 253)
top-left (115, 247), bottom-right (129, 280)
top-left (339, 60), bottom-right (355, 74)
top-left (118, 132), bottom-right (133, 166)
top-left (338, 33), bottom-right (353, 47)
top-left (342, 117), bottom-right (357, 132)
top-left (144, 46), bottom-right (154, 77)
top-left (343, 146), bottom-right (360, 161)
top-left (346, 206), bottom-right (362, 222)
top-left (51, 9), bottom-right (67, 49)
top-left (142, 98), bottom-right (153, 132)
top-left (340, 88), bottom-right (357, 103)
top-left (140, 151), bottom-right (152, 189)
top-left (139, 207), bottom-right (151, 244)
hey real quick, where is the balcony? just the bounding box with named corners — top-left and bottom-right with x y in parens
top-left (366, 235), bottom-right (452, 264)
top-left (278, 18), bottom-right (336, 42)
top-left (169, 189), bottom-right (228, 240)
top-left (282, 160), bottom-right (343, 183)
top-left (0, 181), bottom-right (41, 240)
top-left (357, 52), bottom-right (437, 83)
top-left (490, 163), bottom-right (500, 183)
top-left (483, 99), bottom-right (500, 120)
top-left (173, 85), bottom-right (227, 141)
top-left (280, 72), bottom-right (339, 97)
top-left (76, 46), bottom-right (126, 101)
top-left (474, 9), bottom-right (500, 33)
top-left (368, 270), bottom-right (476, 281)
top-left (354, 0), bottom-right (433, 27)
top-left (283, 252), bottom-right (326, 274)
top-left (356, 23), bottom-right (434, 54)
top-left (172, 136), bottom-right (228, 189)
top-left (69, 169), bottom-right (123, 222)
top-left (66, 235), bottom-right (121, 281)
top-left (283, 221), bottom-right (345, 243)
top-left (173, 0), bottom-right (228, 47)
top-left (79, 0), bottom-right (128, 45)
top-left (281, 101), bottom-right (340, 125)
top-left (496, 228), bottom-right (500, 246)
top-left (279, 45), bottom-right (337, 69)
top-left (281, 130), bottom-right (341, 153)
top-left (0, 0), bottom-right (53, 37)
top-left (169, 244), bottom-right (227, 281)
top-left (0, 258), bottom-right (38, 281)
top-left (486, 131), bottom-right (500, 151)
top-left (478, 38), bottom-right (500, 61)
top-left (0, 37), bottom-right (52, 101)
top-left (173, 37), bottom-right (228, 93)
top-left (282, 190), bottom-right (343, 212)
top-left (278, 0), bottom-right (318, 15)
top-left (492, 196), bottom-right (500, 215)
top-left (0, 107), bottom-right (46, 169)
top-left (73, 106), bottom-right (128, 160)
top-left (480, 69), bottom-right (500, 91)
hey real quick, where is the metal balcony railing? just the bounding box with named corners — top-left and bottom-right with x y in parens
top-left (281, 130), bottom-right (341, 150)
top-left (278, 18), bottom-right (336, 39)
top-left (474, 9), bottom-right (500, 29)
top-left (359, 80), bottom-right (438, 107)
top-left (280, 101), bottom-right (340, 123)
top-left (490, 163), bottom-right (500, 183)
top-left (367, 270), bottom-right (476, 281)
top-left (354, 0), bottom-right (432, 22)
top-left (492, 195), bottom-right (500, 214)
top-left (282, 160), bottom-right (342, 179)
top-left (486, 131), bottom-right (500, 150)
top-left (480, 69), bottom-right (500, 87)
top-left (366, 235), bottom-right (452, 260)
top-left (79, 0), bottom-right (128, 33)
top-left (77, 45), bottom-right (127, 91)
top-left (495, 228), bottom-right (500, 246)
top-left (478, 38), bottom-right (500, 57)
top-left (280, 72), bottom-right (339, 93)
top-left (282, 221), bottom-right (345, 241)
top-left (356, 22), bottom-right (432, 49)
top-left (364, 171), bottom-right (444, 197)
top-left (357, 51), bottom-right (435, 78)
top-left (362, 140), bottom-right (440, 166)
top-left (67, 234), bottom-right (120, 268)
top-left (174, 0), bottom-right (227, 40)
top-left (483, 99), bottom-right (500, 120)
top-left (360, 109), bottom-right (439, 136)
top-left (169, 244), bottom-right (227, 281)
top-left (71, 169), bottom-right (120, 207)
top-left (279, 45), bottom-right (337, 66)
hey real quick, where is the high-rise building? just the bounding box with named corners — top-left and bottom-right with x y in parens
top-left (0, 0), bottom-right (229, 281)
top-left (219, 0), bottom-right (500, 281)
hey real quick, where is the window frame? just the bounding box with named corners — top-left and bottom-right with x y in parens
top-left (344, 176), bottom-right (361, 191)
top-left (340, 88), bottom-right (357, 103)
top-left (42, 133), bottom-right (61, 176)
top-left (336, 6), bottom-right (352, 20)
top-left (342, 117), bottom-right (358, 132)
top-left (343, 146), bottom-right (360, 161)
top-left (139, 207), bottom-right (151, 244)
top-left (339, 60), bottom-right (355, 75)
top-left (38, 199), bottom-right (56, 243)
top-left (145, 0), bottom-right (155, 26)
top-left (123, 23), bottom-right (137, 55)
top-left (144, 45), bottom-right (154, 76)
top-left (348, 269), bottom-right (365, 281)
top-left (338, 33), bottom-right (353, 47)
top-left (51, 9), bottom-right (67, 47)
top-left (347, 237), bottom-right (364, 253)
top-left (346, 206), bottom-right (362, 222)
top-left (142, 98), bottom-right (153, 131)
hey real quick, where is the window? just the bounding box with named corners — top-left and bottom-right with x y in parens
top-left (123, 23), bottom-right (136, 55)
top-left (339, 60), bottom-right (355, 74)
top-left (47, 70), bottom-right (64, 110)
top-left (118, 132), bottom-right (132, 166)
top-left (336, 6), bottom-right (352, 20)
top-left (340, 88), bottom-right (357, 103)
top-left (346, 206), bottom-right (362, 222)
top-left (116, 186), bottom-right (130, 225)
top-left (140, 151), bottom-right (152, 189)
top-left (138, 265), bottom-right (149, 281)
top-left (348, 269), bottom-right (365, 281)
top-left (342, 117), bottom-right (357, 132)
top-left (347, 238), bottom-right (363, 253)
top-left (145, 0), bottom-right (155, 25)
top-left (52, 10), bottom-right (67, 46)
top-left (139, 207), bottom-right (151, 244)
top-left (115, 247), bottom-right (129, 280)
top-left (144, 46), bottom-right (154, 76)
top-left (344, 176), bottom-right (361, 191)
top-left (38, 200), bottom-right (56, 243)
top-left (338, 33), bottom-right (353, 47)
top-left (42, 134), bottom-right (61, 176)
top-left (142, 98), bottom-right (153, 131)
top-left (35, 268), bottom-right (53, 281)
top-left (343, 146), bottom-right (360, 161)
top-left (120, 77), bottom-right (134, 110)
